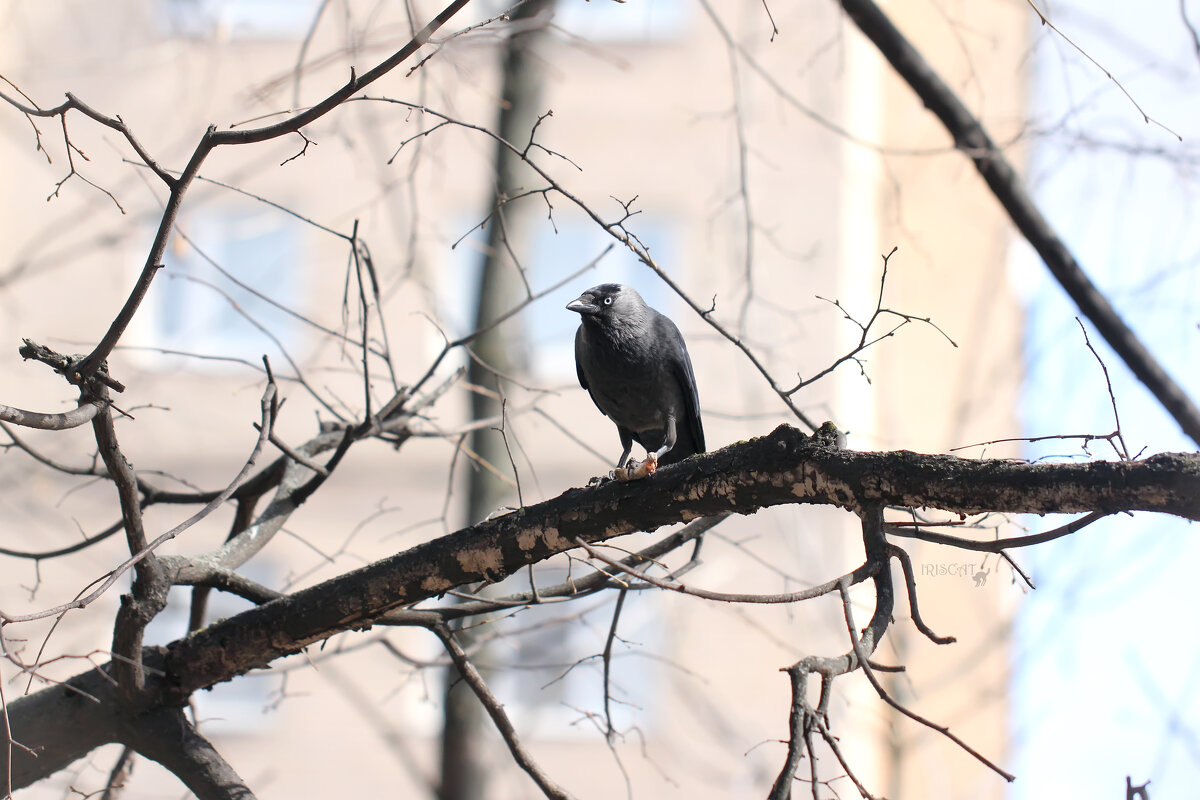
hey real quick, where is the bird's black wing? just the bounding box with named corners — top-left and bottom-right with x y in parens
top-left (658, 315), bottom-right (705, 455)
top-left (574, 325), bottom-right (608, 419)
top-left (574, 326), bottom-right (590, 392)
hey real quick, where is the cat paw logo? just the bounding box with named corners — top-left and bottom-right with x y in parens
top-left (921, 562), bottom-right (992, 589)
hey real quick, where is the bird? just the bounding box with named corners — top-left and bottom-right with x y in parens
top-left (567, 283), bottom-right (705, 481)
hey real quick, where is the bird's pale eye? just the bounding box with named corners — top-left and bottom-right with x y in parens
top-left (603, 297), bottom-right (613, 306)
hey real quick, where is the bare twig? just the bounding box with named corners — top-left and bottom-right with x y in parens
top-left (0, 380), bottom-right (277, 626)
top-left (1076, 318), bottom-right (1131, 460)
top-left (432, 622), bottom-right (577, 800)
top-left (601, 587), bottom-right (628, 741)
top-left (574, 537), bottom-right (878, 605)
top-left (256, 425), bottom-right (329, 477)
top-left (884, 510), bottom-right (1109, 552)
top-left (788, 247), bottom-right (957, 393)
top-left (837, 579), bottom-right (1014, 781)
top-left (0, 0), bottom-right (475, 386)
top-left (1025, 0), bottom-right (1179, 138)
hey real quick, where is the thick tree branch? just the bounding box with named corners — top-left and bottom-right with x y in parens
top-left (93, 397), bottom-right (169, 706)
top-left (3, 658), bottom-right (129, 790)
top-left (0, 398), bottom-right (103, 430)
top-left (120, 708), bottom-right (254, 800)
top-left (5, 425), bottom-right (1200, 789)
top-left (838, 0), bottom-right (1200, 446)
top-left (163, 423), bottom-right (1199, 700)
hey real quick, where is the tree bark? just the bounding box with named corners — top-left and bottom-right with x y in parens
top-left (163, 425), bottom-right (1200, 701)
top-left (121, 708), bottom-right (255, 800)
top-left (6, 424), bottom-right (1200, 790)
top-left (440, 3), bottom-right (554, 799)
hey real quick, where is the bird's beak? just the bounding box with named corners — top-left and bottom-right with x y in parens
top-left (566, 294), bottom-right (599, 315)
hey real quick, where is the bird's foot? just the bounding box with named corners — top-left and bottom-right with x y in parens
top-left (613, 453), bottom-right (658, 482)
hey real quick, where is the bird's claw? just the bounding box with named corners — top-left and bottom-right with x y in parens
top-left (613, 453), bottom-right (658, 482)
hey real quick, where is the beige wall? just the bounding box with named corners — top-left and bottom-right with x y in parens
top-left (851, 2), bottom-right (1028, 797)
top-left (0, 1), bottom-right (1027, 798)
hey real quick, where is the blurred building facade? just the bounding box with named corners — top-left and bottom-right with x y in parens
top-left (0, 1), bottom-right (1026, 798)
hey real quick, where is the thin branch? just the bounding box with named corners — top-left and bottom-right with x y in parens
top-left (787, 246), bottom-right (957, 394)
top-left (0, 519), bottom-right (123, 560)
top-left (256, 424), bottom-right (329, 477)
top-left (1076, 318), bottom-right (1131, 460)
top-left (367, 95), bottom-right (823, 429)
top-left (601, 587), bottom-right (628, 741)
top-left (93, 393), bottom-right (167, 703)
top-left (0, 380), bottom-right (276, 625)
top-left (885, 510), bottom-right (1110, 552)
top-left (1183, 0), bottom-right (1200, 70)
top-left (888, 544), bottom-right (956, 645)
top-left (574, 537), bottom-right (878, 605)
top-left (432, 623), bottom-right (577, 800)
top-left (291, 0), bottom-right (331, 108)
top-left (15, 0), bottom-right (474, 385)
top-left (0, 420), bottom-right (100, 476)
top-left (495, 394), bottom-right (524, 508)
top-left (1024, 0), bottom-right (1180, 138)
top-left (0, 87), bottom-right (175, 185)
top-left (100, 746), bottom-right (135, 800)
top-left (837, 580), bottom-right (1014, 781)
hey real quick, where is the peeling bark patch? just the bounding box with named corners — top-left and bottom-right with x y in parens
top-left (791, 466), bottom-right (855, 507)
top-left (516, 529), bottom-right (539, 551)
top-left (516, 525), bottom-right (568, 553)
top-left (456, 546), bottom-right (504, 577)
top-left (421, 575), bottom-right (452, 593)
top-left (541, 526), bottom-right (569, 551)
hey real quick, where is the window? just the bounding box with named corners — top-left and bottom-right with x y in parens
top-left (162, 0), bottom-right (322, 40)
top-left (138, 204), bottom-right (309, 372)
top-left (553, 0), bottom-right (689, 43)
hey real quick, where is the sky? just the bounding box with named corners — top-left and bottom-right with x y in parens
top-left (1011, 2), bottom-right (1200, 797)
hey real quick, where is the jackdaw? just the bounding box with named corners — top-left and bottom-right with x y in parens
top-left (567, 283), bottom-right (705, 481)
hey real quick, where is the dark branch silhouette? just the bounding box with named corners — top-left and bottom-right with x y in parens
top-left (838, 0), bottom-right (1200, 447)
